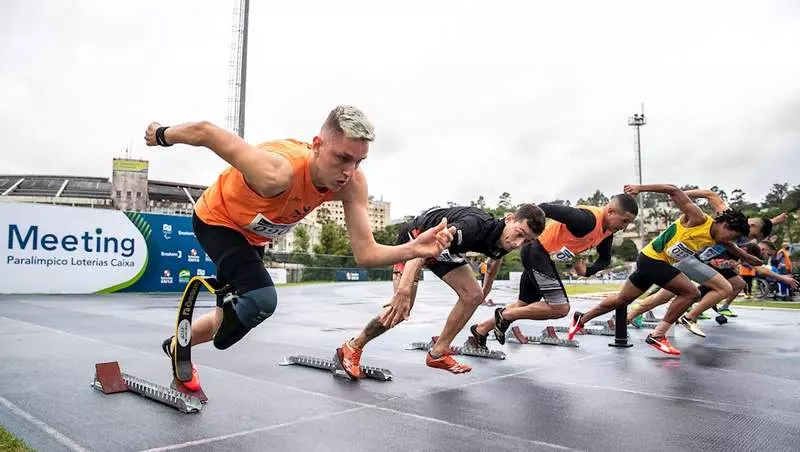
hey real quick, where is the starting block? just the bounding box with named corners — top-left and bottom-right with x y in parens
top-left (561, 319), bottom-right (615, 336)
top-left (91, 362), bottom-right (203, 414)
top-left (279, 352), bottom-right (393, 381)
top-left (407, 336), bottom-right (506, 360)
top-left (505, 326), bottom-right (579, 347)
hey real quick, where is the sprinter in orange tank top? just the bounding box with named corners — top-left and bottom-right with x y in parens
top-left (143, 106), bottom-right (455, 391)
top-left (469, 195), bottom-right (639, 346)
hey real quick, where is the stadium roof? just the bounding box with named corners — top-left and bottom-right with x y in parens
top-left (0, 174), bottom-right (208, 203)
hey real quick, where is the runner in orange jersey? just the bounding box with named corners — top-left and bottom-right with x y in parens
top-left (144, 106), bottom-right (454, 389)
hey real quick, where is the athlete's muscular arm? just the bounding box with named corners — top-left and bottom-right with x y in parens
top-left (684, 189), bottom-right (728, 213)
top-left (338, 171), bottom-right (454, 267)
top-left (482, 257), bottom-right (503, 299)
top-left (754, 266), bottom-right (799, 289)
top-left (585, 235), bottom-right (613, 277)
top-left (723, 243), bottom-right (763, 266)
top-left (144, 121), bottom-right (291, 197)
top-left (537, 203), bottom-right (596, 237)
top-left (625, 184), bottom-right (706, 227)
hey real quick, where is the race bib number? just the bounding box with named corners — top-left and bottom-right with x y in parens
top-left (666, 242), bottom-right (695, 262)
top-left (696, 244), bottom-right (725, 262)
top-left (550, 246), bottom-right (576, 262)
top-left (244, 214), bottom-right (297, 238)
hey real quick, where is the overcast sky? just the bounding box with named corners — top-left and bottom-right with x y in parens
top-left (2, 0), bottom-right (798, 218)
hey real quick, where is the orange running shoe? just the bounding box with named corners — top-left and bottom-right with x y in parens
top-left (425, 352), bottom-right (472, 374)
top-left (161, 336), bottom-right (202, 391)
top-left (645, 334), bottom-right (681, 356)
top-left (337, 341), bottom-right (365, 380)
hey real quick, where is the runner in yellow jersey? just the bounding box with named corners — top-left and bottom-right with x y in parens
top-left (566, 184), bottom-right (750, 355)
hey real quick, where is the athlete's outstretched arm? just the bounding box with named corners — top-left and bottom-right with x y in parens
top-left (723, 243), bottom-right (763, 266)
top-left (338, 171), bottom-right (454, 267)
top-left (144, 121), bottom-right (290, 197)
top-left (585, 235), bottom-right (613, 276)
top-left (684, 189), bottom-right (728, 213)
top-left (754, 266), bottom-right (799, 289)
top-left (482, 257), bottom-right (503, 299)
top-left (625, 184), bottom-right (706, 227)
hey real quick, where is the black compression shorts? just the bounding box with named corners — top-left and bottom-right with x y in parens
top-left (394, 223), bottom-right (467, 278)
top-left (193, 212), bottom-right (274, 307)
top-left (518, 241), bottom-right (569, 305)
top-left (628, 253), bottom-right (681, 292)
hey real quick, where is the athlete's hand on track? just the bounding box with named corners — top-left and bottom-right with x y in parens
top-left (623, 185), bottom-right (642, 196)
top-left (380, 290), bottom-right (412, 328)
top-left (144, 122), bottom-right (162, 146)
top-left (412, 218), bottom-right (454, 259)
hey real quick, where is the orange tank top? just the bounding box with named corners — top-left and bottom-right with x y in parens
top-left (194, 139), bottom-right (334, 246)
top-left (537, 205), bottom-right (611, 261)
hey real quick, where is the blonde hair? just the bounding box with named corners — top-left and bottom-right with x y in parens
top-left (322, 105), bottom-right (375, 141)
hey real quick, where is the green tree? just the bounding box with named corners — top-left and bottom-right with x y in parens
top-left (293, 224), bottom-right (310, 253)
top-left (764, 183), bottom-right (789, 208)
top-left (587, 190), bottom-right (609, 207)
top-left (373, 223), bottom-right (404, 246)
top-left (497, 192), bottom-right (512, 211)
top-left (313, 221), bottom-right (351, 255)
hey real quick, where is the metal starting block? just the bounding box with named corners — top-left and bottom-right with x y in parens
top-left (559, 319), bottom-right (615, 336)
top-left (278, 353), bottom-right (393, 381)
top-left (91, 361), bottom-right (203, 414)
top-left (407, 336), bottom-right (506, 360)
top-left (590, 314), bottom-right (658, 330)
top-left (506, 326), bottom-right (579, 347)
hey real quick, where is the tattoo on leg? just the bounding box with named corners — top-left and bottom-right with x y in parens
top-left (364, 317), bottom-right (389, 340)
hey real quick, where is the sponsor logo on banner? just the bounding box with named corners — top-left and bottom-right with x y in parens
top-left (178, 269), bottom-right (191, 283)
top-left (177, 230), bottom-right (195, 237)
top-left (187, 248), bottom-right (199, 262)
top-left (0, 203), bottom-right (148, 294)
top-left (161, 269), bottom-right (173, 284)
top-left (196, 268), bottom-right (206, 276)
top-left (345, 272), bottom-right (361, 281)
top-left (161, 250), bottom-right (182, 259)
top-left (162, 224), bottom-right (172, 240)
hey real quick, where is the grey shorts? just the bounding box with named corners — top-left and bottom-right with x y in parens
top-left (673, 257), bottom-right (720, 285)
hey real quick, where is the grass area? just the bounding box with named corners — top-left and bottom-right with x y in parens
top-left (733, 300), bottom-right (800, 309)
top-left (0, 426), bottom-right (33, 452)
top-left (563, 283), bottom-right (622, 295)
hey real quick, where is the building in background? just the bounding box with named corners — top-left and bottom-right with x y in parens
top-left (0, 157), bottom-right (391, 252)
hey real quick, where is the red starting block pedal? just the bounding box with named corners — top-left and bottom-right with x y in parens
top-left (94, 362), bottom-right (128, 394)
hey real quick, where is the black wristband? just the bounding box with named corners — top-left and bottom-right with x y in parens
top-left (155, 126), bottom-right (173, 147)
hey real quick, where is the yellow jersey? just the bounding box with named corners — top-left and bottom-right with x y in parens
top-left (642, 214), bottom-right (715, 264)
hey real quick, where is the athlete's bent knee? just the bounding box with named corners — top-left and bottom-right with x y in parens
top-left (213, 286), bottom-right (278, 350)
top-left (235, 286), bottom-right (278, 328)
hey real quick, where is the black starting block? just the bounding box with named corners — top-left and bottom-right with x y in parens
top-left (278, 352), bottom-right (393, 381)
top-left (91, 361), bottom-right (203, 414)
top-left (407, 336), bottom-right (506, 360)
top-left (504, 326), bottom-right (579, 347)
